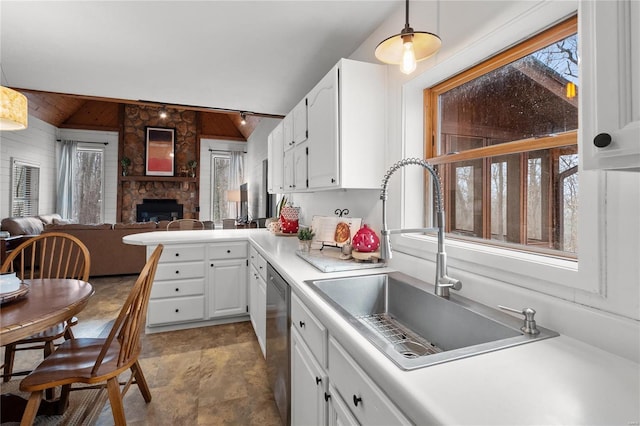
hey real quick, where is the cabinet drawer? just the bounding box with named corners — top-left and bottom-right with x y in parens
top-left (209, 242), bottom-right (247, 259)
top-left (150, 278), bottom-right (204, 299)
top-left (291, 293), bottom-right (327, 367)
top-left (148, 296), bottom-right (205, 326)
top-left (155, 262), bottom-right (204, 281)
top-left (249, 245), bottom-right (268, 281)
top-left (159, 245), bottom-right (205, 262)
top-left (329, 337), bottom-right (411, 425)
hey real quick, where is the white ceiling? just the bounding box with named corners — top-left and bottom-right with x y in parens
top-left (1, 0), bottom-right (400, 116)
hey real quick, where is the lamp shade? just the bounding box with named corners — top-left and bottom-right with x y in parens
top-left (375, 31), bottom-right (442, 65)
top-left (226, 189), bottom-right (241, 203)
top-left (0, 86), bottom-right (28, 131)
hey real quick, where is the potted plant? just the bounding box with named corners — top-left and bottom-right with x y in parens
top-left (297, 227), bottom-right (315, 252)
top-left (187, 160), bottom-right (197, 177)
top-left (120, 157), bottom-right (131, 176)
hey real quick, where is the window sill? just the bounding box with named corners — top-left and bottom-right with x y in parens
top-left (390, 233), bottom-right (598, 299)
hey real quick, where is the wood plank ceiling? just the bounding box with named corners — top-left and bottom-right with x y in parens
top-left (19, 88), bottom-right (262, 141)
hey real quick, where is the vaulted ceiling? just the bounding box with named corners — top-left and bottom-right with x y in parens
top-left (20, 89), bottom-right (264, 141)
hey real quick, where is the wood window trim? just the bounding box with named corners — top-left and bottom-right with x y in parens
top-left (424, 15), bottom-right (578, 159)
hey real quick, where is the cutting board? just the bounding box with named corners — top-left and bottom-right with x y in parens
top-left (296, 248), bottom-right (386, 273)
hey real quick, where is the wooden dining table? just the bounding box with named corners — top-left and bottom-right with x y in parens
top-left (0, 278), bottom-right (94, 422)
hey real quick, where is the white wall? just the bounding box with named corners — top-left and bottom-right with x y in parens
top-left (245, 118), bottom-right (279, 221)
top-left (0, 117), bottom-right (57, 218)
top-left (57, 129), bottom-right (119, 223)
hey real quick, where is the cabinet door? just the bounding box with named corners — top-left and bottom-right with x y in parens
top-left (292, 97), bottom-right (308, 144)
top-left (208, 258), bottom-right (247, 318)
top-left (293, 141), bottom-right (308, 191)
top-left (291, 328), bottom-right (327, 426)
top-left (256, 273), bottom-right (266, 358)
top-left (283, 112), bottom-right (295, 151)
top-left (268, 122), bottom-right (284, 193)
top-left (580, 0), bottom-right (640, 170)
top-left (307, 65), bottom-right (340, 189)
top-left (328, 384), bottom-right (359, 426)
top-left (283, 149), bottom-right (295, 192)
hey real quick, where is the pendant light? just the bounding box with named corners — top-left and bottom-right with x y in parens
top-left (375, 0), bottom-right (442, 75)
top-left (0, 86), bottom-right (28, 130)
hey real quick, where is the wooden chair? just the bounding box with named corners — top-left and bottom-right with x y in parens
top-left (1, 232), bottom-right (91, 382)
top-left (18, 244), bottom-right (164, 426)
top-left (166, 219), bottom-right (204, 231)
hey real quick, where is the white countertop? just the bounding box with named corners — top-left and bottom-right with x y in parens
top-left (125, 229), bottom-right (640, 425)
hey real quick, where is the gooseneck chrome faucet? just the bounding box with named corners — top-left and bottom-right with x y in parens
top-left (380, 158), bottom-right (462, 298)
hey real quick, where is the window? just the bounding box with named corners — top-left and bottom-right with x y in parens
top-left (210, 153), bottom-right (231, 224)
top-left (72, 147), bottom-right (104, 223)
top-left (424, 17), bottom-right (578, 257)
top-left (11, 159), bottom-right (40, 217)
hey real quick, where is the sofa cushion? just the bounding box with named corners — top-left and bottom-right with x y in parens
top-left (38, 213), bottom-right (62, 225)
top-left (45, 223), bottom-right (113, 231)
top-left (113, 222), bottom-right (157, 230)
top-left (52, 218), bottom-right (75, 225)
top-left (1, 217), bottom-right (44, 236)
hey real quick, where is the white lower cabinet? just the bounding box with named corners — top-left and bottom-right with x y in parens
top-left (291, 293), bottom-right (411, 426)
top-left (328, 383), bottom-right (359, 426)
top-left (147, 244), bottom-right (206, 327)
top-left (328, 336), bottom-right (411, 426)
top-left (146, 242), bottom-right (249, 330)
top-left (208, 258), bottom-right (247, 318)
top-left (249, 244), bottom-right (267, 357)
top-left (291, 327), bottom-right (328, 426)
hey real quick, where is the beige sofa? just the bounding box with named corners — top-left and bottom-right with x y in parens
top-left (1, 216), bottom-right (161, 277)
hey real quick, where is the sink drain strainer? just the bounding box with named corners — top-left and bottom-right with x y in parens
top-left (394, 341), bottom-right (432, 358)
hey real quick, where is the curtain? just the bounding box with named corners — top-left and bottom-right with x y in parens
top-left (229, 151), bottom-right (245, 218)
top-left (56, 140), bottom-right (77, 219)
top-left (229, 151), bottom-right (244, 189)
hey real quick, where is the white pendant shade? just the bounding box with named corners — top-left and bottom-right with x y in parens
top-left (375, 31), bottom-right (442, 65)
top-left (0, 86), bottom-right (29, 130)
top-left (0, 86), bottom-right (28, 130)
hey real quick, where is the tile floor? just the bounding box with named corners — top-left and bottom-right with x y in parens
top-left (2, 275), bottom-right (282, 426)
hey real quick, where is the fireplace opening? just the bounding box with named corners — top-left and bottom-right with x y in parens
top-left (136, 199), bottom-right (183, 222)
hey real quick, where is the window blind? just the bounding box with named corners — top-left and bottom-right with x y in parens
top-left (11, 159), bottom-right (40, 217)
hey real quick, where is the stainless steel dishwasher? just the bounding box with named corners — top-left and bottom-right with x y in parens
top-left (266, 264), bottom-right (290, 425)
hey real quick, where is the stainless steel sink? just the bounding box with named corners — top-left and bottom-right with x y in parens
top-left (305, 272), bottom-right (558, 370)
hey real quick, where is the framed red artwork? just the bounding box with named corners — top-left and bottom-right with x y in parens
top-left (145, 127), bottom-right (175, 176)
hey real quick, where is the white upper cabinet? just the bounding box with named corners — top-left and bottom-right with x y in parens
top-left (292, 98), bottom-right (308, 145)
top-left (268, 58), bottom-right (386, 193)
top-left (580, 0), bottom-right (640, 171)
top-left (307, 65), bottom-right (340, 189)
top-left (284, 98), bottom-right (308, 152)
top-left (268, 121), bottom-right (284, 193)
top-left (307, 59), bottom-right (387, 190)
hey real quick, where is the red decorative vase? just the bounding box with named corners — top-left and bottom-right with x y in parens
top-left (352, 224), bottom-right (380, 252)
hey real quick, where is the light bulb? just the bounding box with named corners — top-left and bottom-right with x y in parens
top-left (400, 40), bottom-right (417, 75)
top-left (240, 113), bottom-right (247, 125)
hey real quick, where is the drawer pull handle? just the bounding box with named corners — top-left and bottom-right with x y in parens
top-left (175, 309), bottom-right (179, 313)
top-left (175, 288), bottom-right (179, 292)
top-left (175, 270), bottom-right (180, 274)
top-left (299, 321), bottom-right (305, 328)
top-left (211, 263), bottom-right (214, 267)
top-left (324, 392), bottom-right (331, 402)
top-left (227, 249), bottom-right (231, 254)
top-left (315, 377), bottom-right (321, 385)
top-left (175, 253), bottom-right (180, 257)
top-left (353, 395), bottom-right (362, 407)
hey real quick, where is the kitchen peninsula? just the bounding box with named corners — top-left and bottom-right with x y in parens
top-left (124, 229), bottom-right (639, 425)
